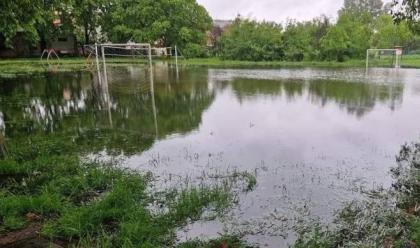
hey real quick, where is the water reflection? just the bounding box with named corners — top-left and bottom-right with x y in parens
top-left (225, 76), bottom-right (403, 117)
top-left (0, 65), bottom-right (215, 154)
top-left (1, 66), bottom-right (419, 247)
top-left (309, 80), bottom-right (403, 117)
top-left (0, 66), bottom-right (413, 152)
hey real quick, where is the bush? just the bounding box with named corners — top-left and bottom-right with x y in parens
top-left (182, 43), bottom-right (208, 58)
top-left (219, 18), bottom-right (284, 61)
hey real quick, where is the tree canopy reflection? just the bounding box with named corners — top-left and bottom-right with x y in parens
top-left (229, 77), bottom-right (403, 117)
top-left (0, 66), bottom-right (214, 155)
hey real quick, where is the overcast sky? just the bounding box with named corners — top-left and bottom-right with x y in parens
top-left (196, 0), bottom-right (390, 23)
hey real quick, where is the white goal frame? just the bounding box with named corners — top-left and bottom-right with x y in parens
top-left (366, 49), bottom-right (402, 70)
top-left (86, 43), bottom-right (180, 69)
top-left (99, 43), bottom-right (153, 66)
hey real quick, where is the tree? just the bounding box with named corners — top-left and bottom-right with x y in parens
top-left (219, 18), bottom-right (284, 61)
top-left (392, 0), bottom-right (420, 33)
top-left (341, 0), bottom-right (384, 18)
top-left (282, 20), bottom-right (313, 61)
top-left (0, 0), bottom-right (78, 49)
top-left (105, 0), bottom-right (212, 50)
top-left (282, 16), bottom-right (330, 61)
top-left (321, 11), bottom-right (373, 61)
top-left (0, 0), bottom-right (43, 47)
top-left (320, 25), bottom-right (350, 61)
top-left (371, 14), bottom-right (414, 48)
top-left (73, 0), bottom-right (110, 45)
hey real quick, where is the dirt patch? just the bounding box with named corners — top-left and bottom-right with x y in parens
top-left (0, 223), bottom-right (63, 248)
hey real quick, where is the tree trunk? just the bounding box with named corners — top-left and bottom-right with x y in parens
top-left (84, 24), bottom-right (90, 45)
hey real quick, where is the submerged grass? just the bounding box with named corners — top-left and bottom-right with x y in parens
top-left (0, 132), bottom-right (250, 247)
top-left (1, 55), bottom-right (420, 76)
top-left (178, 235), bottom-right (254, 248)
top-left (294, 141), bottom-right (420, 248)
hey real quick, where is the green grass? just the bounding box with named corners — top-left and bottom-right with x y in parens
top-left (0, 132), bottom-right (249, 247)
top-left (178, 58), bottom-right (368, 68)
top-left (178, 235), bottom-right (254, 248)
top-left (1, 55), bottom-right (419, 76)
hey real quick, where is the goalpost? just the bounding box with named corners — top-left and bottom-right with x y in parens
top-left (85, 43), bottom-right (181, 69)
top-left (366, 47), bottom-right (403, 70)
top-left (99, 43), bottom-right (153, 65)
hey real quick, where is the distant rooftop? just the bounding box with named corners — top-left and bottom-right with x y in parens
top-left (213, 19), bottom-right (233, 28)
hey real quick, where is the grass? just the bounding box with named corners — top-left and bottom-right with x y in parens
top-left (178, 58), bottom-right (368, 68)
top-left (1, 55), bottom-right (420, 76)
top-left (178, 235), bottom-right (254, 248)
top-left (0, 132), bottom-right (250, 247)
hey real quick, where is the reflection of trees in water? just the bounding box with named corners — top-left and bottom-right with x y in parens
top-left (231, 78), bottom-right (305, 102)
top-left (308, 80), bottom-right (404, 117)
top-left (0, 68), bottom-right (214, 155)
top-left (229, 77), bottom-right (403, 117)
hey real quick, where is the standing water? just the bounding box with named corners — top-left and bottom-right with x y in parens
top-left (1, 65), bottom-right (419, 247)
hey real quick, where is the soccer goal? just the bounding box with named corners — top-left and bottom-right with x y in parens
top-left (366, 48), bottom-right (403, 69)
top-left (99, 43), bottom-right (153, 65)
top-left (86, 43), bottom-right (181, 69)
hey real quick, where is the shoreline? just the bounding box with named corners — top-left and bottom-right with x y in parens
top-left (0, 57), bottom-right (419, 76)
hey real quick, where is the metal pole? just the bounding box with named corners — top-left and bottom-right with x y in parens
top-left (148, 44), bottom-right (152, 66)
top-left (101, 46), bottom-right (108, 88)
top-left (366, 49), bottom-right (369, 72)
top-left (175, 45), bottom-right (179, 80)
top-left (175, 45), bottom-right (178, 65)
top-left (95, 43), bottom-right (100, 69)
top-left (100, 45), bottom-right (112, 127)
top-left (150, 64), bottom-right (158, 138)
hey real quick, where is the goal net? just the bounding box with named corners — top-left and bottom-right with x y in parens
top-left (100, 43), bottom-right (153, 64)
top-left (366, 49), bottom-right (402, 69)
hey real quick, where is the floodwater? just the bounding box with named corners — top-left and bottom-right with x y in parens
top-left (1, 64), bottom-right (420, 247)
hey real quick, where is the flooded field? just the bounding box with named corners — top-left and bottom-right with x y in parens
top-left (1, 65), bottom-right (420, 247)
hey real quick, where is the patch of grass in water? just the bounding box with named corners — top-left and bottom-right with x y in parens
top-left (0, 133), bottom-right (254, 247)
top-left (178, 235), bottom-right (255, 248)
top-left (293, 141), bottom-right (420, 248)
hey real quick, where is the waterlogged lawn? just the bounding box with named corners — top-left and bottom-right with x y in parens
top-left (0, 133), bottom-right (255, 247)
top-left (1, 55), bottom-right (420, 75)
top-left (0, 66), bottom-right (419, 247)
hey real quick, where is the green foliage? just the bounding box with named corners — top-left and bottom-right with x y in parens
top-left (178, 235), bottom-right (253, 248)
top-left (372, 14), bottom-right (414, 48)
top-left (0, 131), bottom-right (253, 246)
top-left (219, 18), bottom-right (284, 61)
top-left (392, 0), bottom-right (420, 33)
top-left (294, 225), bottom-right (336, 248)
top-left (73, 0), bottom-right (111, 44)
top-left (320, 25), bottom-right (350, 61)
top-left (106, 0), bottom-right (212, 49)
top-left (282, 21), bottom-right (313, 61)
top-left (182, 43), bottom-right (209, 58)
top-left (341, 0), bottom-right (384, 17)
top-left (0, 0), bottom-right (43, 47)
top-left (282, 17), bottom-right (330, 61)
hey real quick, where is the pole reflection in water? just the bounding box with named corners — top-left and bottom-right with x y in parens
top-left (96, 60), bottom-right (113, 128)
top-left (150, 64), bottom-right (159, 138)
top-left (95, 62), bottom-right (159, 139)
top-left (0, 112), bottom-right (6, 158)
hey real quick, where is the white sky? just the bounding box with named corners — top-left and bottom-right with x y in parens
top-left (196, 0), bottom-right (391, 23)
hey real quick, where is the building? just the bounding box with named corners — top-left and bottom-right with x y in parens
top-left (207, 19), bottom-right (233, 47)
